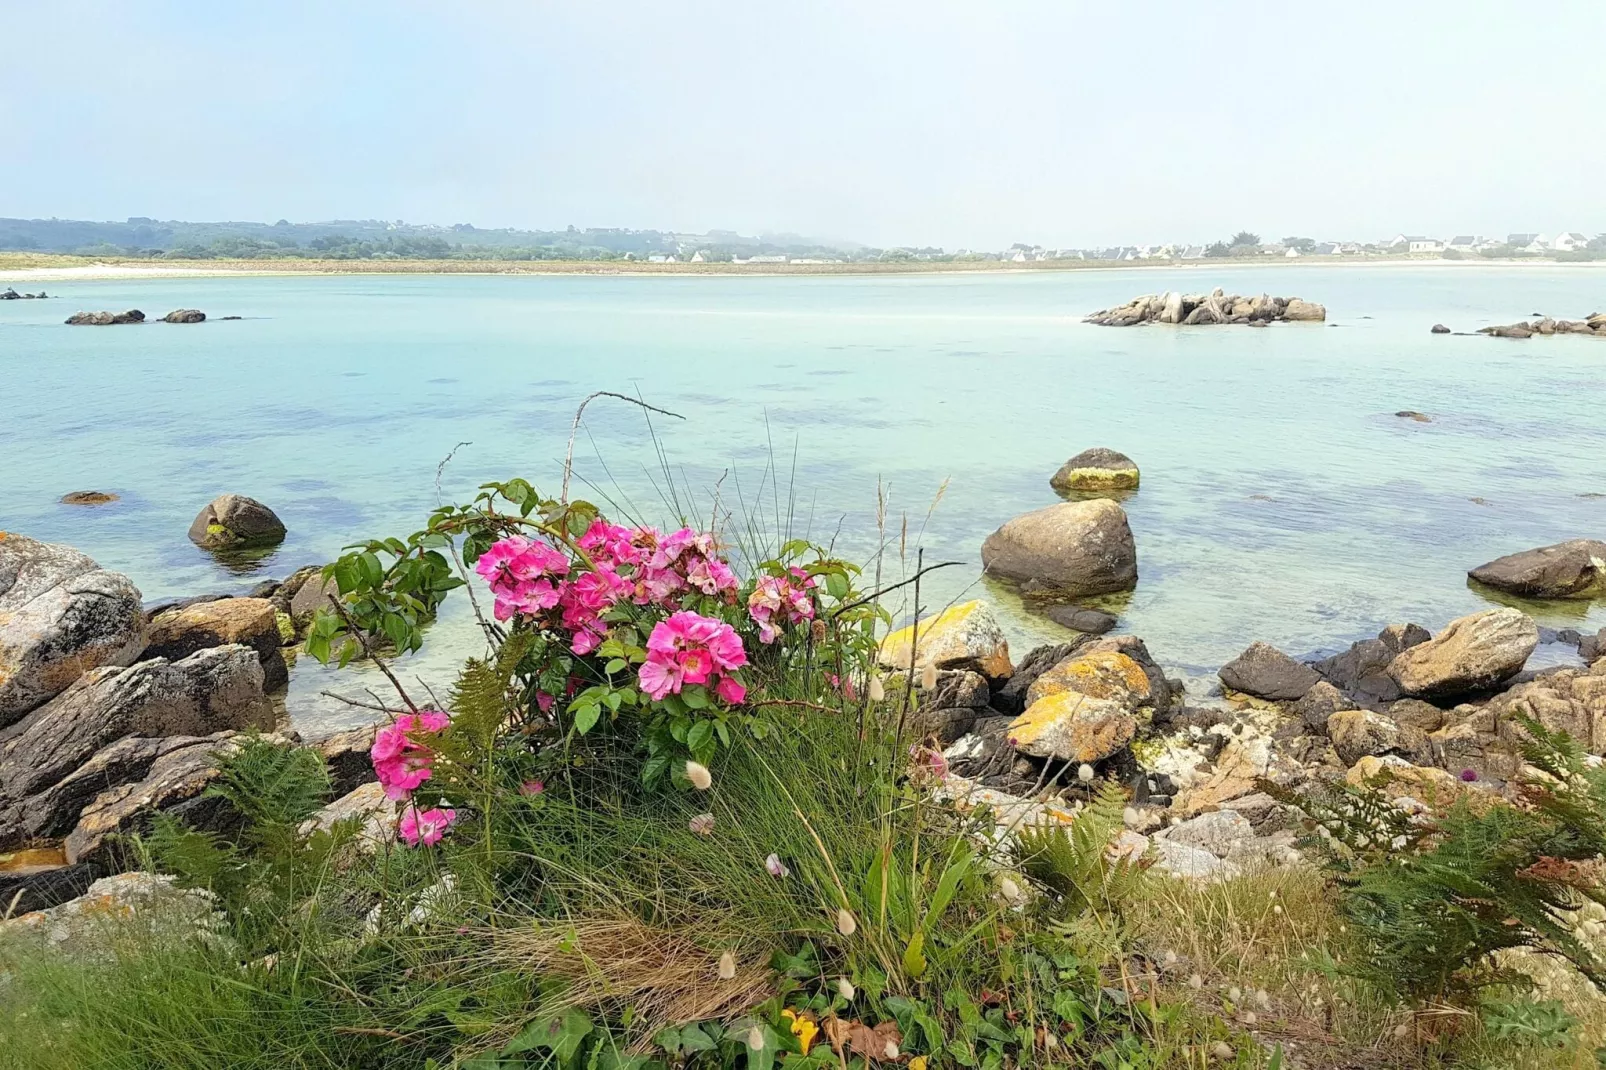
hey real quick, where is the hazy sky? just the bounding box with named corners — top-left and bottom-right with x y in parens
top-left (5, 1), bottom-right (1602, 249)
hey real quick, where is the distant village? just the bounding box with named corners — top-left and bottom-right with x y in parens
top-left (630, 231), bottom-right (1605, 265)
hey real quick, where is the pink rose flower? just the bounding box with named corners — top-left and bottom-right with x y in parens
top-left (398, 804), bottom-right (457, 847)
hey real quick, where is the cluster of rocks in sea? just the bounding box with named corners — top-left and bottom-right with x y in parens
top-left (1085, 289), bottom-right (1326, 327)
top-left (0, 287), bottom-right (48, 300)
top-left (64, 308), bottom-right (214, 325)
top-left (1475, 312), bottom-right (1606, 339)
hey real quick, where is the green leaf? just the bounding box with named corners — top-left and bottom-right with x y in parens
top-left (825, 572), bottom-right (850, 599)
top-left (682, 685), bottom-right (709, 710)
top-left (604, 658), bottom-right (627, 675)
top-left (686, 719), bottom-right (714, 754)
top-left (573, 704), bottom-right (601, 735)
top-left (903, 929), bottom-right (928, 979)
top-left (503, 1008), bottom-right (593, 1062)
top-left (678, 1024), bottom-right (716, 1052)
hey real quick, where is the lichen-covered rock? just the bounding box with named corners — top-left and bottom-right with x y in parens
top-left (1005, 692), bottom-right (1135, 761)
top-left (991, 642), bottom-right (1088, 714)
top-left (981, 498), bottom-right (1137, 597)
top-left (0, 533), bottom-right (147, 728)
top-left (1081, 634), bottom-right (1174, 711)
top-left (1218, 641), bottom-right (1320, 701)
top-left (187, 494), bottom-right (287, 551)
top-left (1388, 608), bottom-right (1537, 697)
top-left (145, 597), bottom-right (288, 690)
top-left (1468, 540), bottom-right (1606, 599)
top-left (878, 600), bottom-right (1012, 678)
top-left (1025, 649), bottom-right (1154, 712)
top-left (1050, 447), bottom-right (1140, 494)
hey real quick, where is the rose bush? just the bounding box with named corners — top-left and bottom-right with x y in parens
top-left (308, 477), bottom-right (880, 847)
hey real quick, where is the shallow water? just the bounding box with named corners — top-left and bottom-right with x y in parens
top-left (3, 265), bottom-right (1604, 734)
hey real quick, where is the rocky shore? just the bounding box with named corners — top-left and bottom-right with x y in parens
top-left (1085, 289), bottom-right (1325, 326)
top-left (5, 465), bottom-right (1604, 922)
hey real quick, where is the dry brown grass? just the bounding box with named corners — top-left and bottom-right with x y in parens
top-left (466, 914), bottom-right (775, 1042)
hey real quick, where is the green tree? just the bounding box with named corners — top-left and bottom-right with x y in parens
top-left (1230, 230), bottom-right (1261, 247)
top-left (1204, 241), bottom-right (1232, 258)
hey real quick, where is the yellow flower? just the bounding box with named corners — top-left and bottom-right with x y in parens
top-left (909, 1058), bottom-right (928, 1070)
top-left (781, 1009), bottom-right (818, 1055)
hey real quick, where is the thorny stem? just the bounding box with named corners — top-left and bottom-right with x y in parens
top-left (326, 593), bottom-right (420, 713)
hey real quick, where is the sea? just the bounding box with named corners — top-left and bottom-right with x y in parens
top-left (3, 264), bottom-right (1604, 735)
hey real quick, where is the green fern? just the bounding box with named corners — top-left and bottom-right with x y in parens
top-left (1015, 779), bottom-right (1148, 917)
top-left (206, 734), bottom-right (331, 832)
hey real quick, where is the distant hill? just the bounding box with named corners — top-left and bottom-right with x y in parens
top-left (0, 216), bottom-right (859, 262)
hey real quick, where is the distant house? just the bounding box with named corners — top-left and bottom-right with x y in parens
top-left (690, 250), bottom-right (706, 263)
top-left (1009, 250), bottom-right (1028, 262)
top-left (1506, 233), bottom-right (1538, 246)
top-left (1179, 245), bottom-right (1205, 260)
top-left (1553, 232), bottom-right (1591, 252)
top-left (1338, 242), bottom-right (1363, 254)
top-left (1520, 235), bottom-right (1551, 254)
top-left (1312, 242), bottom-right (1341, 256)
top-left (747, 255), bottom-right (788, 264)
top-left (1285, 247), bottom-right (1301, 257)
top-left (1390, 235), bottom-right (1445, 254)
top-left (1446, 235), bottom-right (1479, 252)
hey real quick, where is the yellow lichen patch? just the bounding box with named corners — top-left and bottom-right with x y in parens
top-left (1061, 466), bottom-right (1139, 490)
top-left (1025, 650), bottom-right (1151, 709)
top-left (1006, 691), bottom-right (1135, 761)
top-left (878, 600), bottom-right (1012, 678)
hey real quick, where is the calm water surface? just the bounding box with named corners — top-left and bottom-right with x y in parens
top-left (3, 265), bottom-right (1604, 733)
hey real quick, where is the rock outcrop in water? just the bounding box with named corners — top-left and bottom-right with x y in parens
top-left (65, 309), bottom-right (145, 325)
top-left (981, 499), bottom-right (1138, 596)
top-left (162, 309), bottom-right (206, 323)
top-left (1, 287), bottom-right (49, 300)
top-left (1050, 447), bottom-right (1139, 493)
top-left (187, 494), bottom-right (287, 550)
top-left (1469, 539), bottom-right (1606, 599)
top-left (1085, 288), bottom-right (1325, 326)
top-left (1478, 313), bottom-right (1606, 338)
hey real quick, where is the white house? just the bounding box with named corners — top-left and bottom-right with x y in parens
top-left (1390, 235), bottom-right (1445, 254)
top-left (1553, 232), bottom-right (1592, 252)
top-left (1446, 235), bottom-right (1479, 252)
top-left (1312, 242), bottom-right (1341, 255)
top-left (689, 250), bottom-right (706, 263)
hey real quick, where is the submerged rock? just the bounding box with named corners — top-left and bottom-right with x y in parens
top-left (1430, 324), bottom-right (1451, 334)
top-left (64, 309), bottom-right (145, 325)
top-left (161, 309), bottom-right (206, 323)
top-left (59, 491), bottom-right (119, 505)
top-left (1468, 539), bottom-right (1606, 599)
top-left (0, 534), bottom-right (147, 728)
top-left (878, 600), bottom-right (1013, 679)
top-left (1043, 605), bottom-right (1117, 634)
top-left (981, 498), bottom-right (1138, 596)
top-left (187, 494), bottom-right (287, 550)
top-left (1388, 608), bottom-right (1537, 697)
top-left (1050, 447), bottom-right (1140, 493)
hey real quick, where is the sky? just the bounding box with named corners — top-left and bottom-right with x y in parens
top-left (4, 0), bottom-right (1603, 250)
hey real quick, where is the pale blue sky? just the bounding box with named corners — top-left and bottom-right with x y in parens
top-left (5, 0), bottom-right (1602, 248)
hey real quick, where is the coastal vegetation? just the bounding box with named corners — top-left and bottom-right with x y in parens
top-left (6, 447), bottom-right (1606, 1070)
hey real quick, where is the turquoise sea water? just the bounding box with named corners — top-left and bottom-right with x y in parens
top-left (3, 265), bottom-right (1604, 734)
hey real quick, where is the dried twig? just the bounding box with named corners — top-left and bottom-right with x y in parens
top-left (562, 392), bottom-right (685, 503)
top-left (319, 691), bottom-right (404, 714)
top-left (830, 559), bottom-right (964, 619)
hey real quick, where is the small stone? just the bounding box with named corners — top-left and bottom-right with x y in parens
top-left (1219, 641), bottom-right (1321, 701)
top-left (187, 494), bottom-right (287, 551)
top-left (59, 491), bottom-right (119, 505)
top-left (1042, 605), bottom-right (1118, 634)
top-left (1050, 447), bottom-right (1140, 494)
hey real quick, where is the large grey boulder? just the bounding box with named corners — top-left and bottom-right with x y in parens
top-left (0, 646), bottom-right (273, 847)
top-left (1282, 298), bottom-right (1326, 321)
top-left (187, 494), bottom-right (287, 550)
top-left (64, 309), bottom-right (145, 325)
top-left (1468, 540), bottom-right (1606, 599)
top-left (1388, 608), bottom-right (1538, 698)
top-left (66, 735), bottom-right (245, 865)
top-left (981, 499), bottom-right (1138, 596)
top-left (1218, 641), bottom-right (1321, 701)
top-left (0, 534), bottom-right (146, 728)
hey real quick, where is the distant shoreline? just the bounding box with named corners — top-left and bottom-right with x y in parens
top-left (3, 251), bottom-right (1605, 283)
